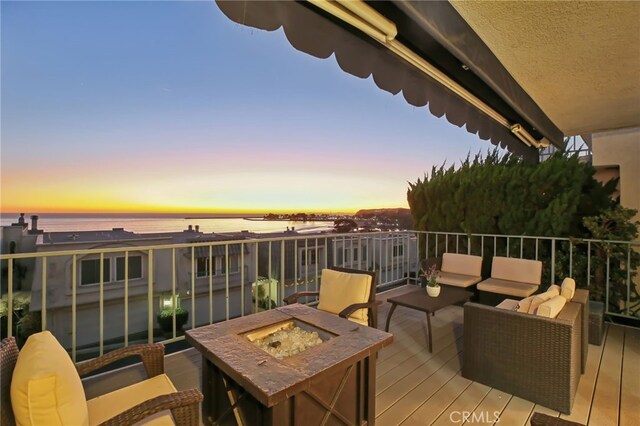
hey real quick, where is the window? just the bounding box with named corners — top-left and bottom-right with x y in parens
top-left (116, 255), bottom-right (142, 281)
top-left (196, 257), bottom-right (215, 277)
top-left (393, 245), bottom-right (404, 257)
top-left (81, 258), bottom-right (110, 285)
top-left (343, 247), bottom-right (358, 263)
top-left (343, 246), bottom-right (367, 265)
top-left (301, 249), bottom-right (317, 265)
top-left (221, 255), bottom-right (240, 274)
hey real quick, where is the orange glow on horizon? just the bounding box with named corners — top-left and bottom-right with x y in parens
top-left (1, 159), bottom-right (409, 215)
top-left (0, 204), bottom-right (367, 215)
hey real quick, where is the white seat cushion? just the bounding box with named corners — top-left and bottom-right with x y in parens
top-left (87, 374), bottom-right (176, 426)
top-left (317, 269), bottom-right (371, 324)
top-left (437, 271), bottom-right (482, 288)
top-left (477, 278), bottom-right (539, 297)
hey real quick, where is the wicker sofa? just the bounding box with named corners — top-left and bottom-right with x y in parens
top-left (462, 292), bottom-right (585, 414)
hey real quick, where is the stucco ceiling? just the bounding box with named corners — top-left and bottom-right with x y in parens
top-left (450, 1), bottom-right (640, 136)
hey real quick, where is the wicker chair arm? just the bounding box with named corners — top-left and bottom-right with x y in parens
top-left (99, 388), bottom-right (203, 426)
top-left (283, 291), bottom-right (320, 305)
top-left (338, 301), bottom-right (377, 319)
top-left (76, 343), bottom-right (165, 378)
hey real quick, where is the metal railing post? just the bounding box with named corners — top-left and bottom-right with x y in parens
top-left (72, 255), bottom-right (77, 361)
top-left (124, 251), bottom-right (129, 346)
top-left (41, 257), bottom-right (47, 331)
top-left (551, 239), bottom-right (556, 284)
top-left (147, 250), bottom-right (154, 344)
top-left (209, 245), bottom-right (213, 324)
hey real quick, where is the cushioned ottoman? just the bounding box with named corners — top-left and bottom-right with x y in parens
top-left (589, 301), bottom-right (605, 345)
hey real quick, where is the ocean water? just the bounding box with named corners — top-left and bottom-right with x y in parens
top-left (0, 214), bottom-right (333, 234)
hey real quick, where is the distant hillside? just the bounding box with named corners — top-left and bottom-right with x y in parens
top-left (354, 208), bottom-right (413, 230)
top-left (355, 208), bottom-right (410, 217)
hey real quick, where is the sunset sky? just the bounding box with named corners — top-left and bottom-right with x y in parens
top-left (2, 1), bottom-right (491, 214)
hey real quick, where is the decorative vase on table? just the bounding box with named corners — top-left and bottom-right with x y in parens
top-left (421, 264), bottom-right (441, 297)
top-left (426, 283), bottom-right (441, 297)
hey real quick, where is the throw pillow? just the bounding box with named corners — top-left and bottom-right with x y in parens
top-left (561, 277), bottom-right (576, 301)
top-left (11, 331), bottom-right (89, 426)
top-left (537, 295), bottom-right (567, 318)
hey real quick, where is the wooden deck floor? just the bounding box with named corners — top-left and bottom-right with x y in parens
top-left (84, 285), bottom-right (639, 426)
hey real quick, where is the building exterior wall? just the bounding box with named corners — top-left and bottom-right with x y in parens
top-left (593, 165), bottom-right (620, 200)
top-left (0, 225), bottom-right (38, 292)
top-left (591, 127), bottom-right (640, 224)
top-left (29, 239), bottom-right (251, 349)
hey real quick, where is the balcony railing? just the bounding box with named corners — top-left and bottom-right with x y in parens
top-left (1, 230), bottom-right (637, 361)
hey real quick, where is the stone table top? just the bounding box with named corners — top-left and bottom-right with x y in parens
top-left (185, 304), bottom-right (393, 407)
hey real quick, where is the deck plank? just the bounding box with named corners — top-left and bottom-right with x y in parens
top-left (527, 404), bottom-right (559, 423)
top-left (376, 355), bottom-right (462, 426)
top-left (588, 324), bottom-right (625, 426)
top-left (376, 336), bottom-right (462, 416)
top-left (620, 326), bottom-right (640, 426)
top-left (400, 374), bottom-right (472, 426)
top-left (460, 388), bottom-right (511, 426)
top-left (377, 325), bottom-right (463, 394)
top-left (560, 325), bottom-right (608, 424)
top-left (431, 382), bottom-right (491, 426)
top-left (493, 396), bottom-right (535, 426)
top-left (377, 310), bottom-right (427, 363)
top-left (166, 347), bottom-right (201, 391)
top-left (377, 305), bottom-right (461, 366)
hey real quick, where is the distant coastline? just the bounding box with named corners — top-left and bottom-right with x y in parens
top-left (184, 215), bottom-right (263, 219)
top-left (243, 217), bottom-right (336, 222)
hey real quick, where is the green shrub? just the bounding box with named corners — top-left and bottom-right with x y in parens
top-left (407, 149), bottom-right (639, 316)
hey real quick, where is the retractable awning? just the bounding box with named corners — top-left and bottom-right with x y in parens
top-left (216, 0), bottom-right (566, 162)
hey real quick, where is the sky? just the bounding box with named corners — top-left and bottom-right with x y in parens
top-left (1, 1), bottom-right (492, 214)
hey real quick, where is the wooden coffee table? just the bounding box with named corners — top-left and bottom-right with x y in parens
top-left (385, 286), bottom-right (473, 352)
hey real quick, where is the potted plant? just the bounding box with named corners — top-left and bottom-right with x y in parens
top-left (252, 278), bottom-right (276, 313)
top-left (1, 292), bottom-right (41, 347)
top-left (422, 264), bottom-right (441, 297)
top-left (157, 306), bottom-right (189, 335)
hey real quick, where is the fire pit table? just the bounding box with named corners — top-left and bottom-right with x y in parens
top-left (186, 303), bottom-right (393, 426)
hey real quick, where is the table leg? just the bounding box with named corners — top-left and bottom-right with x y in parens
top-left (426, 311), bottom-right (433, 353)
top-left (202, 355), bottom-right (213, 426)
top-left (385, 303), bottom-right (397, 332)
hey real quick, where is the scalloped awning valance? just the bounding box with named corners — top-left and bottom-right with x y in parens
top-left (216, 1), bottom-right (566, 163)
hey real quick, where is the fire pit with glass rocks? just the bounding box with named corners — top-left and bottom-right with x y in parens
top-left (245, 320), bottom-right (329, 359)
top-left (186, 304), bottom-right (393, 426)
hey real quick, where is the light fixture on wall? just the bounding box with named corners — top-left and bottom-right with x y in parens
top-left (161, 294), bottom-right (180, 309)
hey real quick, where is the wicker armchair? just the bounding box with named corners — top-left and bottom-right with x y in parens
top-left (283, 266), bottom-right (378, 328)
top-left (0, 336), bottom-right (203, 426)
top-left (462, 301), bottom-right (582, 414)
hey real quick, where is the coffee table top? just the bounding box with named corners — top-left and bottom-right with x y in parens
top-left (386, 286), bottom-right (473, 312)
